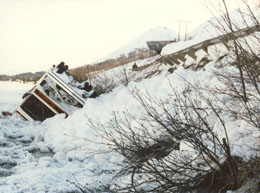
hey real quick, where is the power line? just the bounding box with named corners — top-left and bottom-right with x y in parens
top-left (176, 20), bottom-right (192, 41)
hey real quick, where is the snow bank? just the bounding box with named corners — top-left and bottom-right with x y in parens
top-left (1, 53), bottom-right (258, 192)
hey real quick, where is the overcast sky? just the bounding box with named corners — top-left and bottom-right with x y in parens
top-left (0, 0), bottom-right (242, 75)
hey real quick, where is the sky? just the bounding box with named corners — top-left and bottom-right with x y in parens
top-left (0, 0), bottom-right (244, 75)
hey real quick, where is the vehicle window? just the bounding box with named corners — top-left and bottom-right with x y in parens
top-left (21, 95), bottom-right (55, 121)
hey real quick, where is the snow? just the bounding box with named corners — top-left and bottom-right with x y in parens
top-left (1, 8), bottom-right (260, 192)
top-left (1, 51), bottom-right (259, 192)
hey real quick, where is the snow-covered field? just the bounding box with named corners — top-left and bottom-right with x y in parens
top-left (0, 82), bottom-right (34, 112)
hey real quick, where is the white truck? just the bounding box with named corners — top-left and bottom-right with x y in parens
top-left (16, 62), bottom-right (96, 121)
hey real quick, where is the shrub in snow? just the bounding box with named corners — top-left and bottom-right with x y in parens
top-left (83, 1), bottom-right (260, 192)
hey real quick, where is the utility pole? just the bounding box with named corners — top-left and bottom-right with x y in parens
top-left (176, 20), bottom-right (191, 41)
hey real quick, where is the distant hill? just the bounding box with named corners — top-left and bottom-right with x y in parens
top-left (70, 27), bottom-right (177, 81)
top-left (99, 27), bottom-right (177, 62)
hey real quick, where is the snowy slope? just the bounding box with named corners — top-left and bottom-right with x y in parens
top-left (161, 7), bottom-right (260, 56)
top-left (99, 27), bottom-right (177, 62)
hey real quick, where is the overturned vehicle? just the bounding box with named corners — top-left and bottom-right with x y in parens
top-left (16, 62), bottom-right (96, 121)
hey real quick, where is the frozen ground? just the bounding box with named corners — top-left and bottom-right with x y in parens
top-left (0, 48), bottom-right (259, 192)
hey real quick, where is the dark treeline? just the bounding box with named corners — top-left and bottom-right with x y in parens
top-left (0, 71), bottom-right (45, 82)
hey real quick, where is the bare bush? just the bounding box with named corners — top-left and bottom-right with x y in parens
top-left (89, 82), bottom-right (244, 192)
top-left (206, 0), bottom-right (260, 131)
top-left (91, 74), bottom-right (117, 97)
top-left (70, 49), bottom-right (158, 83)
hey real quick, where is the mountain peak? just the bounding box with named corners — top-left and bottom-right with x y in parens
top-left (99, 27), bottom-right (177, 62)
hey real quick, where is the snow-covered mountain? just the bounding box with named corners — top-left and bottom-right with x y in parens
top-left (99, 27), bottom-right (177, 62)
